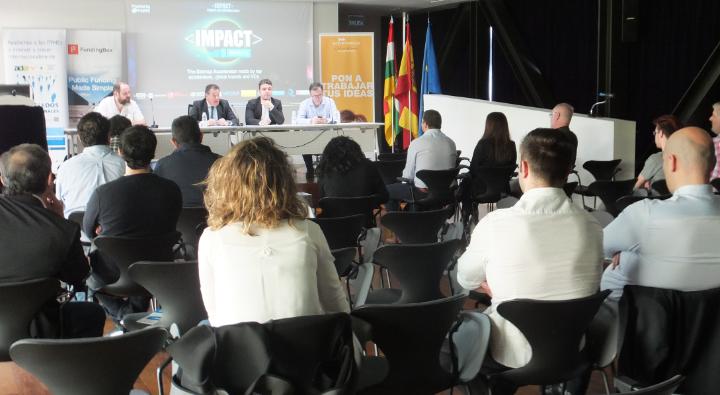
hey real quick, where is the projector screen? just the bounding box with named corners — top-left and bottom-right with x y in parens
top-left (125, 0), bottom-right (314, 126)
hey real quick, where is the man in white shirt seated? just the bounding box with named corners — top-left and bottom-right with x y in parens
top-left (94, 81), bottom-right (145, 125)
top-left (56, 112), bottom-right (125, 218)
top-left (385, 109), bottom-right (456, 211)
top-left (602, 127), bottom-right (720, 300)
top-left (457, 128), bottom-right (603, 391)
top-left (296, 82), bottom-right (339, 124)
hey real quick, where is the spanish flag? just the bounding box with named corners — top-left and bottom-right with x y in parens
top-left (383, 17), bottom-right (400, 148)
top-left (395, 18), bottom-right (418, 149)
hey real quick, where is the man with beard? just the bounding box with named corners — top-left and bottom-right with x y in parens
top-left (94, 81), bottom-right (146, 125)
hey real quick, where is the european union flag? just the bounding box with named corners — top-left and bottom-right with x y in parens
top-left (419, 20), bottom-right (441, 135)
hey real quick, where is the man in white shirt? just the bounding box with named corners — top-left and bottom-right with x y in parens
top-left (94, 81), bottom-right (145, 125)
top-left (296, 82), bottom-right (339, 124)
top-left (457, 128), bottom-right (603, 374)
top-left (56, 112), bottom-right (125, 218)
top-left (385, 109), bottom-right (456, 210)
top-left (602, 127), bottom-right (720, 300)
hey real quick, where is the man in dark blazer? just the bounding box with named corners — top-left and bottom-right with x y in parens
top-left (245, 78), bottom-right (285, 125)
top-left (189, 83), bottom-right (239, 126)
top-left (155, 115), bottom-right (221, 207)
top-left (0, 144), bottom-right (105, 338)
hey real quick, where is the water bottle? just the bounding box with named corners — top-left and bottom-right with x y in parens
top-left (201, 111), bottom-right (208, 127)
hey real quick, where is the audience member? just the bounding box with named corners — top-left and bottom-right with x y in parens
top-left (199, 137), bottom-right (349, 326)
top-left (94, 81), bottom-right (145, 125)
top-left (550, 102), bottom-right (578, 163)
top-left (339, 109), bottom-right (356, 123)
top-left (0, 144), bottom-right (105, 338)
top-left (708, 101), bottom-right (720, 179)
top-left (316, 136), bottom-right (388, 204)
top-left (108, 114), bottom-right (131, 153)
top-left (602, 127), bottom-right (720, 300)
top-left (245, 79), bottom-right (284, 125)
top-left (633, 114), bottom-right (682, 191)
top-left (385, 109), bottom-right (456, 210)
top-left (154, 115), bottom-right (221, 207)
top-left (56, 112), bottom-right (125, 218)
top-left (189, 84), bottom-right (238, 126)
top-left (84, 126), bottom-right (182, 321)
top-left (457, 129), bottom-right (602, 390)
top-left (296, 82), bottom-right (339, 124)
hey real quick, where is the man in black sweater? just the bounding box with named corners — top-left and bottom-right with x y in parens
top-left (154, 115), bottom-right (220, 207)
top-left (0, 144), bottom-right (104, 338)
top-left (84, 126), bottom-right (182, 321)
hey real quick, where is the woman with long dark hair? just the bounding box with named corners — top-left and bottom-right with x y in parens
top-left (470, 112), bottom-right (517, 172)
top-left (316, 136), bottom-right (388, 202)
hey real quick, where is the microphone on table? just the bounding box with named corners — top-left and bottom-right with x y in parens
top-left (589, 92), bottom-right (614, 117)
top-left (149, 93), bottom-right (158, 128)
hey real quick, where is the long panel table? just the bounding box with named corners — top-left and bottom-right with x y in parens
top-left (65, 123), bottom-right (383, 159)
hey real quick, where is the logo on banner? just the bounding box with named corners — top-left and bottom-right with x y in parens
top-left (185, 19), bottom-right (262, 64)
top-left (68, 44), bottom-right (79, 55)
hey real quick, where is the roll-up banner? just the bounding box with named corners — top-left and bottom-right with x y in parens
top-left (2, 29), bottom-right (69, 167)
top-left (319, 33), bottom-right (374, 122)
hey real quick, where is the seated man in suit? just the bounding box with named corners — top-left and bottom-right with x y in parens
top-left (84, 126), bottom-right (182, 321)
top-left (155, 115), bottom-right (221, 207)
top-left (0, 144), bottom-right (105, 338)
top-left (189, 84), bottom-right (238, 126)
top-left (245, 78), bottom-right (284, 125)
top-left (602, 127), bottom-right (720, 300)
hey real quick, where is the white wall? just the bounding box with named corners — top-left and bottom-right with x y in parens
top-left (0, 0), bottom-right (338, 84)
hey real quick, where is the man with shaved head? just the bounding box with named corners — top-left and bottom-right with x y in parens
top-left (550, 102), bottom-right (578, 163)
top-left (602, 127), bottom-right (720, 299)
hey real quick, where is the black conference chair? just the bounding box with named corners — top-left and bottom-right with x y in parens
top-left (587, 301), bottom-right (620, 395)
top-left (650, 179), bottom-right (670, 196)
top-left (587, 179), bottom-right (636, 216)
top-left (123, 260), bottom-right (208, 335)
top-left (164, 313), bottom-right (358, 395)
top-left (0, 278), bottom-right (58, 361)
top-left (575, 159), bottom-right (622, 207)
top-left (616, 375), bottom-right (684, 395)
top-left (312, 214), bottom-right (367, 300)
top-left (412, 168), bottom-right (460, 211)
top-left (374, 159), bottom-right (406, 185)
top-left (563, 182), bottom-right (578, 198)
top-left (363, 240), bottom-right (462, 305)
top-left (10, 326), bottom-right (168, 395)
top-left (318, 194), bottom-right (382, 229)
top-left (352, 294), bottom-right (469, 395)
top-left (176, 207), bottom-right (208, 260)
top-left (377, 152), bottom-right (407, 162)
top-left (483, 290), bottom-right (611, 393)
top-left (381, 207), bottom-right (451, 244)
top-left (466, 165), bottom-right (516, 223)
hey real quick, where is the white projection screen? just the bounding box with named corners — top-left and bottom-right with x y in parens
top-left (125, 1), bottom-right (314, 126)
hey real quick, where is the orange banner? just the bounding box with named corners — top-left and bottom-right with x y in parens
top-left (319, 33), bottom-right (374, 122)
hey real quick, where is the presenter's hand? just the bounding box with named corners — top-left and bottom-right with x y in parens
top-left (207, 119), bottom-right (218, 126)
top-left (261, 99), bottom-right (273, 109)
top-left (217, 118), bottom-right (230, 126)
top-left (311, 116), bottom-right (328, 125)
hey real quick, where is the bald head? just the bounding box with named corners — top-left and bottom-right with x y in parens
top-left (551, 103), bottom-right (574, 129)
top-left (663, 127), bottom-right (715, 192)
top-left (0, 144), bottom-right (51, 195)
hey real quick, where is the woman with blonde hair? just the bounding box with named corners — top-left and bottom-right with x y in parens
top-left (198, 137), bottom-right (349, 326)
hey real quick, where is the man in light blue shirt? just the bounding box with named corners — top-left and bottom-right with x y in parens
top-left (56, 112), bottom-right (125, 218)
top-left (602, 127), bottom-right (720, 300)
top-left (385, 109), bottom-right (456, 210)
top-left (296, 82), bottom-right (339, 124)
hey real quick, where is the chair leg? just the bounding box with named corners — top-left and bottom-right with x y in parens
top-left (600, 368), bottom-right (612, 395)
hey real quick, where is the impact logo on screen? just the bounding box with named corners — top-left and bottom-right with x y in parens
top-left (186, 19), bottom-right (262, 64)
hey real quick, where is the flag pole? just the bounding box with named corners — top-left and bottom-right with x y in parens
top-left (406, 13), bottom-right (412, 146)
top-left (391, 16), bottom-right (396, 153)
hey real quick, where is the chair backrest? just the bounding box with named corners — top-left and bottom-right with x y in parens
top-left (588, 179), bottom-right (636, 216)
top-left (351, 294), bottom-right (466, 394)
top-left (415, 168), bottom-right (460, 210)
top-left (615, 195), bottom-right (646, 215)
top-left (381, 207), bottom-right (450, 244)
top-left (311, 214), bottom-right (365, 250)
top-left (0, 278), bottom-right (58, 361)
top-left (67, 211), bottom-right (84, 228)
top-left (563, 182), bottom-right (578, 198)
top-left (587, 300), bottom-right (620, 369)
top-left (318, 195), bottom-right (380, 228)
top-left (616, 375), bottom-right (684, 395)
top-left (470, 165), bottom-right (516, 203)
top-left (373, 160), bottom-right (406, 185)
top-left (377, 152), bottom-right (407, 162)
top-left (10, 326), bottom-right (168, 395)
top-left (128, 260), bottom-right (208, 335)
top-left (330, 247), bottom-right (357, 278)
top-left (583, 159), bottom-right (622, 181)
top-left (94, 231), bottom-right (181, 296)
top-left (372, 239), bottom-right (462, 304)
top-left (492, 290), bottom-right (611, 386)
top-left (170, 313), bottom-right (356, 395)
top-left (176, 207), bottom-right (208, 259)
top-left (452, 310), bottom-right (492, 383)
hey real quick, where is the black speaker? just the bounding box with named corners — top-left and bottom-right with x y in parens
top-left (621, 0), bottom-right (639, 43)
